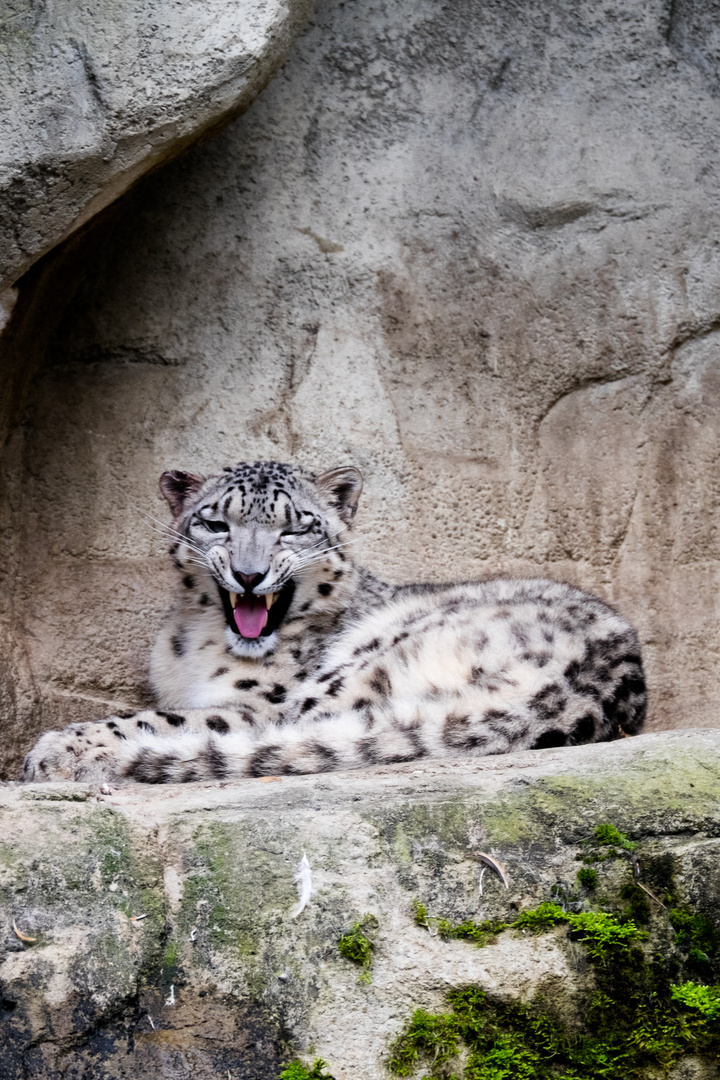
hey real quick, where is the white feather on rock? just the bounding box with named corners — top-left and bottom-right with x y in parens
top-left (291, 852), bottom-right (314, 919)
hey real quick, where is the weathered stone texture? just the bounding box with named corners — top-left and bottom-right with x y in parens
top-left (1, 732), bottom-right (719, 1078)
top-left (2, 0), bottom-right (720, 772)
top-left (0, 0), bottom-right (312, 298)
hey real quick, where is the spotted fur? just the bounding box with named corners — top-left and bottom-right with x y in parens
top-left (23, 461), bottom-right (646, 784)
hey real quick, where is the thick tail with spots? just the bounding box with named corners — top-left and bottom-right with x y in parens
top-left (120, 672), bottom-right (646, 784)
top-left (120, 708), bottom-right (434, 782)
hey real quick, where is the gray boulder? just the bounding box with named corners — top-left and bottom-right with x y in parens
top-left (1, 731), bottom-right (719, 1078)
top-left (0, 0), bottom-right (312, 302)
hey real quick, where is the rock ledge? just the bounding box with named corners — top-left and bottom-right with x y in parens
top-left (1, 730), bottom-right (719, 1078)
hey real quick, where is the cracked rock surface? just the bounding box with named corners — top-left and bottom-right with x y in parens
top-left (0, 0), bottom-right (312, 300)
top-left (1, 731), bottom-right (719, 1078)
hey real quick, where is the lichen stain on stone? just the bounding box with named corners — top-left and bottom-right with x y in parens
top-left (177, 819), bottom-right (299, 955)
top-left (0, 800), bottom-right (167, 1077)
top-left (163, 816), bottom-right (363, 1042)
top-left (390, 822), bottom-right (413, 867)
top-left (470, 748), bottom-right (720, 850)
top-left (371, 800), bottom-right (485, 862)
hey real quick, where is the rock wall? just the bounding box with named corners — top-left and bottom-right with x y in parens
top-left (2, 0), bottom-right (720, 773)
top-left (1, 732), bottom-right (719, 1078)
top-left (0, 0), bottom-right (312, 300)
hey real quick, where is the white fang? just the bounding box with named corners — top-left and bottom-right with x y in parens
top-left (291, 852), bottom-right (314, 919)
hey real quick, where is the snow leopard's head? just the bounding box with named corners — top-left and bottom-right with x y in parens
top-left (159, 460), bottom-right (363, 658)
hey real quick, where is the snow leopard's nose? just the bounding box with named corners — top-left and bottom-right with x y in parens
top-left (236, 571), bottom-right (266, 593)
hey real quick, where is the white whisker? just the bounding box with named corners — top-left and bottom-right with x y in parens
top-left (293, 537), bottom-right (361, 568)
top-left (138, 513), bottom-right (209, 558)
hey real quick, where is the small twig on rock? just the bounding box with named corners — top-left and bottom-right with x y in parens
top-left (12, 920), bottom-right (36, 943)
top-left (632, 854), bottom-right (666, 908)
top-left (637, 881), bottom-right (667, 909)
top-left (475, 852), bottom-right (509, 890)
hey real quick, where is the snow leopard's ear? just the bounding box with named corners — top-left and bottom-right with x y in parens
top-left (159, 470), bottom-right (205, 519)
top-left (315, 466), bottom-right (363, 524)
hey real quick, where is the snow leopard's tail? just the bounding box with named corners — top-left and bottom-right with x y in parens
top-left (120, 669), bottom-right (646, 785)
top-left (120, 708), bottom-right (433, 783)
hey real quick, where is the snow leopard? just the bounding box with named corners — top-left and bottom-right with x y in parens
top-left (23, 460), bottom-right (646, 784)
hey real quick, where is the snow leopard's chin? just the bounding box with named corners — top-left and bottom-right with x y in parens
top-left (224, 624), bottom-right (278, 659)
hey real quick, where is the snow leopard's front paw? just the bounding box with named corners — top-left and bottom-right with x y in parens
top-left (22, 721), bottom-right (131, 783)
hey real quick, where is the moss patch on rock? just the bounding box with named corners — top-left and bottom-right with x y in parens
top-left (280, 1057), bottom-right (337, 1079)
top-left (337, 913), bottom-right (378, 984)
top-left (387, 975), bottom-right (720, 1079)
top-left (413, 900), bottom-right (507, 948)
top-left (391, 823), bottom-right (720, 1080)
top-left (576, 868), bottom-right (599, 891)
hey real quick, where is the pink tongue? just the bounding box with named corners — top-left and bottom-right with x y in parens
top-left (234, 595), bottom-right (269, 639)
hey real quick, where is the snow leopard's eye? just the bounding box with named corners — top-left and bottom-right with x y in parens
top-left (200, 519), bottom-right (228, 534)
top-left (280, 525), bottom-right (311, 538)
top-left (281, 516), bottom-right (315, 538)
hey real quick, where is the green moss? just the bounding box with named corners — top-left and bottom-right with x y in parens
top-left (389, 986), bottom-right (571, 1079)
top-left (388, 1001), bottom-right (464, 1076)
top-left (413, 899), bottom-right (430, 928)
top-left (669, 907), bottom-right (719, 962)
top-left (619, 882), bottom-right (651, 925)
top-left (510, 903), bottom-right (646, 961)
top-left (389, 968), bottom-right (720, 1079)
top-left (416, 898), bottom-right (645, 964)
top-left (577, 867), bottom-right (598, 890)
top-left (279, 1058), bottom-right (336, 1079)
top-left (338, 914), bottom-right (379, 984)
top-left (566, 910), bottom-right (646, 961)
top-left (394, 822), bottom-right (720, 1079)
top-left (578, 822), bottom-right (639, 865)
top-left (513, 902), bottom-right (567, 932)
top-left (592, 824), bottom-right (637, 852)
top-left (671, 981), bottom-right (720, 1018)
top-left (413, 900), bottom-right (506, 946)
top-left (442, 917), bottom-right (508, 947)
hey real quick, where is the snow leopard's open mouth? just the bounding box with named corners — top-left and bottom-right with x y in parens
top-left (218, 581), bottom-right (296, 640)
